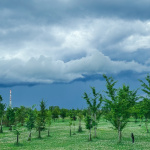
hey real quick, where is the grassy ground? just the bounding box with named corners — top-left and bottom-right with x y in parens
top-left (0, 118), bottom-right (150, 150)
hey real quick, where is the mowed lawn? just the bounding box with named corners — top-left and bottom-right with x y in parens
top-left (0, 118), bottom-right (150, 150)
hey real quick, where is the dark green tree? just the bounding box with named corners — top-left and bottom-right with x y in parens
top-left (60, 108), bottom-right (67, 122)
top-left (83, 87), bottom-right (103, 138)
top-left (36, 100), bottom-right (47, 138)
top-left (26, 106), bottom-right (36, 141)
top-left (6, 107), bottom-right (15, 130)
top-left (0, 95), bottom-right (6, 133)
top-left (13, 123), bottom-right (21, 145)
top-left (46, 110), bottom-right (52, 137)
top-left (77, 111), bottom-right (83, 132)
top-left (69, 109), bottom-right (77, 121)
top-left (139, 74), bottom-right (150, 132)
top-left (52, 106), bottom-right (60, 121)
top-left (85, 115), bottom-right (94, 141)
top-left (15, 106), bottom-right (27, 126)
top-left (69, 118), bottom-right (72, 136)
top-left (131, 103), bottom-right (139, 123)
top-left (103, 74), bottom-right (138, 143)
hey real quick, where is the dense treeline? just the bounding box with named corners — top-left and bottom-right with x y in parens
top-left (0, 74), bottom-right (150, 144)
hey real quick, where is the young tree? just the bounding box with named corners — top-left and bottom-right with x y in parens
top-left (85, 115), bottom-right (94, 141)
top-left (26, 106), bottom-right (36, 141)
top-left (14, 123), bottom-right (21, 145)
top-left (83, 87), bottom-right (103, 138)
top-left (141, 98), bottom-right (150, 132)
top-left (6, 106), bottom-right (15, 130)
top-left (103, 74), bottom-right (138, 143)
top-left (0, 95), bottom-right (6, 133)
top-left (46, 110), bottom-right (52, 137)
top-left (139, 74), bottom-right (150, 132)
top-left (36, 100), bottom-right (47, 138)
top-left (15, 106), bottom-right (27, 126)
top-left (69, 109), bottom-right (77, 121)
top-left (77, 111), bottom-right (83, 132)
top-left (69, 118), bottom-right (72, 136)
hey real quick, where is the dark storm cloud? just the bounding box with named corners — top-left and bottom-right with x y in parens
top-left (0, 0), bottom-right (150, 27)
top-left (0, 0), bottom-right (150, 87)
top-left (102, 48), bottom-right (150, 65)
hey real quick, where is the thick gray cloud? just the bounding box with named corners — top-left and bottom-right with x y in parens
top-left (0, 0), bottom-right (150, 86)
top-left (0, 52), bottom-right (149, 86)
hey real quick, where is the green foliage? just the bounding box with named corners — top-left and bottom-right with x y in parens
top-left (83, 87), bottom-right (103, 138)
top-left (0, 95), bottom-right (6, 118)
top-left (139, 74), bottom-right (150, 117)
top-left (77, 111), bottom-right (83, 132)
top-left (15, 106), bottom-right (27, 126)
top-left (85, 115), bottom-right (94, 130)
top-left (0, 95), bottom-right (6, 133)
top-left (60, 108), bottom-right (67, 121)
top-left (46, 110), bottom-right (52, 126)
top-left (6, 107), bottom-right (15, 130)
top-left (139, 74), bottom-right (150, 132)
top-left (83, 87), bottom-right (103, 114)
top-left (25, 107), bottom-right (36, 131)
top-left (51, 106), bottom-right (60, 121)
top-left (77, 111), bottom-right (83, 120)
top-left (139, 74), bottom-right (150, 97)
top-left (103, 74), bottom-right (138, 142)
top-left (69, 118), bottom-right (72, 126)
top-left (69, 109), bottom-right (77, 121)
top-left (36, 100), bottom-right (47, 138)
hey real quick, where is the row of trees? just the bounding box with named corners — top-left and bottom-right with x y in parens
top-left (0, 74), bottom-right (150, 143)
top-left (0, 99), bottom-right (87, 142)
top-left (83, 74), bottom-right (150, 142)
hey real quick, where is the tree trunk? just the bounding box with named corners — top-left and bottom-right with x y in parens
top-left (0, 116), bottom-right (3, 133)
top-left (118, 130), bottom-right (121, 143)
top-left (131, 133), bottom-right (134, 143)
top-left (145, 119), bottom-right (149, 133)
top-left (89, 118), bottom-right (92, 141)
top-left (48, 129), bottom-right (50, 137)
top-left (28, 131), bottom-right (31, 141)
top-left (89, 128), bottom-right (92, 141)
top-left (94, 113), bottom-right (97, 138)
top-left (74, 123), bottom-right (75, 134)
top-left (118, 122), bottom-right (122, 143)
top-left (70, 126), bottom-right (71, 136)
top-left (78, 119), bottom-right (82, 132)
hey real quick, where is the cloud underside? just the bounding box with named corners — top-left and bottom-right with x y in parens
top-left (0, 51), bottom-right (149, 86)
top-left (0, 1), bottom-right (150, 86)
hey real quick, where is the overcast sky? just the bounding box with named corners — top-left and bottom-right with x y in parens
top-left (0, 0), bottom-right (150, 109)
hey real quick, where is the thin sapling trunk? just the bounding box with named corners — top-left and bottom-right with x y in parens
top-left (38, 130), bottom-right (41, 138)
top-left (94, 113), bottom-right (97, 138)
top-left (28, 131), bottom-right (32, 141)
top-left (0, 117), bottom-right (3, 133)
top-left (70, 126), bottom-right (71, 136)
top-left (48, 128), bottom-right (50, 137)
top-left (145, 119), bottom-right (149, 133)
top-left (118, 122), bottom-right (122, 143)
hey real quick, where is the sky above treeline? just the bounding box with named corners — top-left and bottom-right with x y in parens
top-left (0, 0), bottom-right (150, 109)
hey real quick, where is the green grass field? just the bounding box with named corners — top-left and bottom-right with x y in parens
top-left (0, 118), bottom-right (150, 150)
